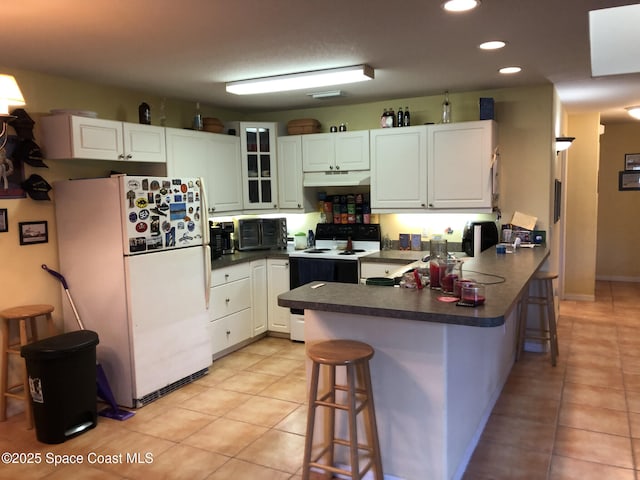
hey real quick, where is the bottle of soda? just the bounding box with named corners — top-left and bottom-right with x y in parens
top-left (442, 91), bottom-right (451, 124)
top-left (380, 108), bottom-right (388, 128)
top-left (397, 107), bottom-right (404, 128)
top-left (404, 106), bottom-right (411, 126)
top-left (388, 107), bottom-right (396, 127)
top-left (138, 102), bottom-right (151, 125)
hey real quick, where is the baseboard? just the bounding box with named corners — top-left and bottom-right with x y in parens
top-left (562, 293), bottom-right (595, 302)
top-left (596, 275), bottom-right (640, 283)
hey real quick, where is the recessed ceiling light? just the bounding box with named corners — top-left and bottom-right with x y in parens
top-left (626, 106), bottom-right (640, 119)
top-left (499, 66), bottom-right (522, 74)
top-left (442, 0), bottom-right (480, 12)
top-left (479, 41), bottom-right (506, 50)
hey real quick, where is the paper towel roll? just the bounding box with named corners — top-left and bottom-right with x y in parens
top-left (473, 224), bottom-right (482, 257)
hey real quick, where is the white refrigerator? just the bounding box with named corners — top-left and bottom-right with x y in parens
top-left (54, 174), bottom-right (212, 408)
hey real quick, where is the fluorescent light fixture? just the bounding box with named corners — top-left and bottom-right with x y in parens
top-left (626, 106), bottom-right (640, 119)
top-left (479, 40), bottom-right (506, 50)
top-left (499, 66), bottom-right (522, 74)
top-left (442, 0), bottom-right (480, 12)
top-left (226, 64), bottom-right (374, 95)
top-left (0, 74), bottom-right (25, 116)
top-left (555, 136), bottom-right (575, 152)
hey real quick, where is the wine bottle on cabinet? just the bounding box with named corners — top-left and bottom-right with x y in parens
top-left (397, 107), bottom-right (404, 128)
top-left (403, 106), bottom-right (411, 126)
top-left (388, 107), bottom-right (396, 127)
top-left (380, 108), bottom-right (388, 128)
top-left (442, 91), bottom-right (451, 124)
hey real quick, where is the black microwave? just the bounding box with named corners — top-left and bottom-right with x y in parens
top-left (238, 218), bottom-right (287, 251)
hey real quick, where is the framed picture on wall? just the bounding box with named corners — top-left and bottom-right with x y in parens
top-left (18, 221), bottom-right (48, 245)
top-left (619, 171), bottom-right (640, 191)
top-left (625, 153), bottom-right (640, 171)
top-left (0, 209), bottom-right (7, 232)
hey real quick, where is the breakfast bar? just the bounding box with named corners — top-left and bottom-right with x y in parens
top-left (278, 246), bottom-right (549, 480)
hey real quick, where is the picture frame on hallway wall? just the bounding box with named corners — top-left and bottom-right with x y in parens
top-left (618, 171), bottom-right (640, 191)
top-left (624, 153), bottom-right (640, 171)
top-left (18, 220), bottom-right (48, 245)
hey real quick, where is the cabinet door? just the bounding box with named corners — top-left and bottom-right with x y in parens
top-left (71, 116), bottom-right (124, 161)
top-left (428, 120), bottom-right (495, 209)
top-left (302, 133), bottom-right (335, 172)
top-left (277, 136), bottom-right (304, 210)
top-left (123, 123), bottom-right (166, 163)
top-left (251, 260), bottom-right (268, 336)
top-left (241, 122), bottom-right (278, 210)
top-left (267, 259), bottom-right (290, 333)
top-left (335, 131), bottom-right (369, 171)
top-left (209, 133), bottom-right (243, 213)
top-left (370, 126), bottom-right (428, 210)
top-left (166, 128), bottom-right (209, 178)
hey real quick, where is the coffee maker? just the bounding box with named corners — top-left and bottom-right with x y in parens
top-left (220, 221), bottom-right (235, 254)
top-left (209, 221), bottom-right (235, 257)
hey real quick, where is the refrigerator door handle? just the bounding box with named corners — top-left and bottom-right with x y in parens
top-left (204, 245), bottom-right (212, 308)
top-left (199, 176), bottom-right (210, 246)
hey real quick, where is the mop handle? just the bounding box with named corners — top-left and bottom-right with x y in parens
top-left (41, 264), bottom-right (85, 330)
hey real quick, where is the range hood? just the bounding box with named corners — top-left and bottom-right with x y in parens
top-left (303, 170), bottom-right (371, 187)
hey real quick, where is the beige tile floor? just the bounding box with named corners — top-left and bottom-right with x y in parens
top-left (1, 280), bottom-right (639, 479)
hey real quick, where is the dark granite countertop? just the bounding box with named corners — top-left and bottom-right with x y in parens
top-left (278, 246), bottom-right (549, 327)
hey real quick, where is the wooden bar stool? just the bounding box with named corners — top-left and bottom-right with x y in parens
top-left (303, 339), bottom-right (383, 480)
top-left (0, 304), bottom-right (57, 428)
top-left (517, 272), bottom-right (559, 366)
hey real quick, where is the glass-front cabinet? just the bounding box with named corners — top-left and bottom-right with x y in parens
top-left (240, 122), bottom-right (278, 210)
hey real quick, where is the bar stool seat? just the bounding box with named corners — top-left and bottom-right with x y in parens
top-left (1, 304), bottom-right (57, 428)
top-left (517, 272), bottom-right (559, 366)
top-left (303, 339), bottom-right (383, 480)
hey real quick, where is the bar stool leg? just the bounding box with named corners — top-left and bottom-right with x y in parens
top-left (542, 279), bottom-right (559, 366)
top-left (516, 284), bottom-right (530, 361)
top-left (0, 320), bottom-right (8, 422)
top-left (346, 363), bottom-right (360, 480)
top-left (326, 364), bottom-right (336, 475)
top-left (361, 361), bottom-right (383, 480)
top-left (303, 362), bottom-right (321, 480)
top-left (18, 319), bottom-right (34, 429)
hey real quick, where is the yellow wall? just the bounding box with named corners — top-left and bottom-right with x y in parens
top-left (564, 113), bottom-right (601, 299)
top-left (0, 67), bottom-right (557, 329)
top-left (597, 123), bottom-right (640, 281)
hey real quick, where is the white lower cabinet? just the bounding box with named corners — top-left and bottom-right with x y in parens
top-left (251, 260), bottom-right (268, 336)
top-left (210, 263), bottom-right (252, 357)
top-left (267, 258), bottom-right (290, 334)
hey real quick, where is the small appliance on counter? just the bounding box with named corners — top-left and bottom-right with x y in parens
top-left (237, 218), bottom-right (287, 251)
top-left (220, 221), bottom-right (235, 254)
top-left (462, 221), bottom-right (499, 256)
top-left (209, 222), bottom-right (224, 259)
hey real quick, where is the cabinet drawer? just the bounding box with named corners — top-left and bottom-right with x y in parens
top-left (212, 263), bottom-right (251, 286)
top-left (209, 309), bottom-right (252, 355)
top-left (361, 261), bottom-right (411, 279)
top-left (211, 277), bottom-right (251, 319)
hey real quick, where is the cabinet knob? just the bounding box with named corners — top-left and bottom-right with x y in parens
top-left (297, 203), bottom-right (301, 208)
top-left (209, 206), bottom-right (216, 213)
top-left (225, 274), bottom-right (229, 279)
top-left (226, 330), bottom-right (231, 336)
top-left (335, 165), bottom-right (340, 171)
top-left (285, 262), bottom-right (289, 268)
top-left (428, 203), bottom-right (433, 207)
top-left (126, 154), bottom-right (132, 160)
top-left (329, 165), bottom-right (334, 170)
top-left (225, 298), bottom-right (230, 303)
top-left (118, 154), bottom-right (125, 160)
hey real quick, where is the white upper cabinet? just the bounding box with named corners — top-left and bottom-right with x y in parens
top-left (166, 128), bottom-right (242, 214)
top-left (240, 122), bottom-right (279, 210)
top-left (277, 135), bottom-right (305, 211)
top-left (41, 115), bottom-right (166, 163)
top-left (370, 126), bottom-right (428, 210)
top-left (302, 131), bottom-right (369, 172)
top-left (427, 120), bottom-right (496, 209)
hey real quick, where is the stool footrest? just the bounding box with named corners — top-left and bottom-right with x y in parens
top-left (309, 459), bottom-right (373, 479)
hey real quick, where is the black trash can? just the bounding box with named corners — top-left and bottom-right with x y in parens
top-left (20, 330), bottom-right (99, 444)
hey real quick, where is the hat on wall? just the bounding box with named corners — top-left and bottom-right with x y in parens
top-left (8, 108), bottom-right (35, 140)
top-left (12, 139), bottom-right (47, 168)
top-left (21, 174), bottom-right (52, 201)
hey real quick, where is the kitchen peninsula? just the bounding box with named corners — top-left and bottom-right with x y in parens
top-left (278, 246), bottom-right (549, 480)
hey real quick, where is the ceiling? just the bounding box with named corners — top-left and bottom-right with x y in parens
top-left (3, 0), bottom-right (640, 123)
